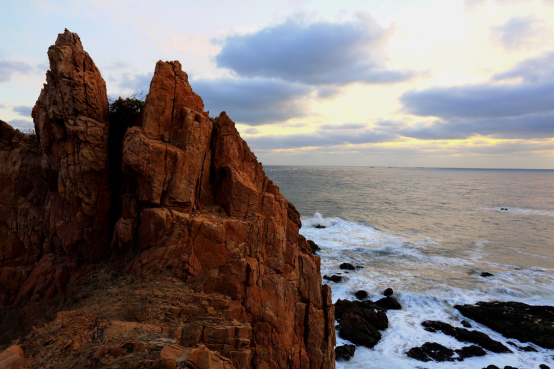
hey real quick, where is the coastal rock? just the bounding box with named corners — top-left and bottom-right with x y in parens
top-left (307, 240), bottom-right (320, 254)
top-left (0, 30), bottom-right (335, 369)
top-left (480, 272), bottom-right (494, 277)
top-left (324, 274), bottom-right (343, 283)
top-left (484, 365), bottom-right (500, 369)
top-left (384, 288), bottom-right (393, 296)
top-left (461, 320), bottom-right (472, 328)
top-left (335, 344), bottom-right (356, 361)
top-left (539, 365), bottom-right (550, 369)
top-left (354, 290), bottom-right (368, 300)
top-left (334, 299), bottom-right (388, 348)
top-left (422, 320), bottom-right (511, 353)
top-left (375, 296), bottom-right (402, 310)
top-left (406, 342), bottom-right (455, 362)
top-left (340, 263), bottom-right (356, 270)
top-left (0, 345), bottom-right (25, 368)
top-left (507, 341), bottom-right (537, 352)
top-left (455, 301), bottom-right (554, 349)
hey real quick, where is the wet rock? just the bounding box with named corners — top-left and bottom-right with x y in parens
top-left (340, 263), bottom-right (356, 270)
top-left (375, 296), bottom-right (402, 310)
top-left (307, 240), bottom-right (320, 254)
top-left (384, 288), bottom-right (394, 297)
top-left (455, 345), bottom-right (486, 359)
top-left (422, 320), bottom-right (511, 353)
top-left (334, 299), bottom-right (388, 349)
top-left (507, 341), bottom-right (538, 352)
top-left (504, 366), bottom-right (518, 369)
top-left (335, 344), bottom-right (356, 361)
top-left (539, 365), bottom-right (550, 369)
top-left (461, 320), bottom-right (472, 328)
top-left (314, 225), bottom-right (326, 229)
top-left (323, 275), bottom-right (343, 283)
top-left (354, 290), bottom-right (368, 300)
top-left (455, 301), bottom-right (554, 349)
top-left (500, 208), bottom-right (508, 211)
top-left (406, 342), bottom-right (455, 362)
top-left (480, 272), bottom-right (494, 277)
top-left (484, 365), bottom-right (500, 369)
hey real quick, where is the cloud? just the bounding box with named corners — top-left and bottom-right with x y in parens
top-left (399, 50), bottom-right (554, 140)
top-left (12, 105), bottom-right (33, 117)
top-left (192, 78), bottom-right (313, 125)
top-left (320, 123), bottom-right (367, 130)
top-left (9, 119), bottom-right (34, 132)
top-left (400, 81), bottom-right (554, 119)
top-left (400, 112), bottom-right (554, 140)
top-left (490, 16), bottom-right (549, 51)
top-left (214, 13), bottom-right (422, 86)
top-left (246, 125), bottom-right (398, 150)
top-left (0, 60), bottom-right (33, 82)
top-left (493, 50), bottom-right (554, 83)
top-left (118, 72), bottom-right (153, 90)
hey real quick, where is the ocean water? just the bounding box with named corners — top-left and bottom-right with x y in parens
top-left (266, 166), bottom-right (554, 369)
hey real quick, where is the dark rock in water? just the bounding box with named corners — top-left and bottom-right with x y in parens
top-left (334, 299), bottom-right (388, 348)
top-left (539, 365), bottom-right (550, 369)
top-left (455, 301), bottom-right (554, 350)
top-left (481, 272), bottom-right (494, 277)
top-left (314, 224), bottom-right (326, 229)
top-left (384, 288), bottom-right (394, 296)
top-left (507, 341), bottom-right (538, 352)
top-left (354, 290), bottom-right (368, 300)
top-left (504, 366), bottom-right (518, 369)
top-left (323, 274), bottom-right (343, 283)
top-left (406, 342), bottom-right (455, 362)
top-left (422, 320), bottom-right (511, 353)
top-left (335, 344), bottom-right (356, 361)
top-left (340, 263), bottom-right (356, 270)
top-left (356, 265), bottom-right (364, 269)
top-left (307, 239), bottom-right (320, 254)
top-left (376, 296), bottom-right (402, 310)
top-left (484, 365), bottom-right (500, 369)
top-left (461, 320), bottom-right (472, 328)
top-left (455, 345), bottom-right (486, 359)
top-left (501, 208), bottom-right (508, 211)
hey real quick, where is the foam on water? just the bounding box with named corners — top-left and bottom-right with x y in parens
top-left (300, 212), bottom-right (554, 369)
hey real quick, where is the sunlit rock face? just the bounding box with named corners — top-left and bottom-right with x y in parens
top-left (0, 30), bottom-right (335, 369)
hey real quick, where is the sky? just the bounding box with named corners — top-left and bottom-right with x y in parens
top-left (1, 0), bottom-right (554, 169)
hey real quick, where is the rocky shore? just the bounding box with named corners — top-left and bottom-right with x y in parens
top-left (0, 29), bottom-right (335, 368)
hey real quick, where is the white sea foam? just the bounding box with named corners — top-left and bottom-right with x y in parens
top-left (301, 212), bottom-right (554, 369)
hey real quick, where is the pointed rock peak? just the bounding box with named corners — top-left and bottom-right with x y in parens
top-left (54, 28), bottom-right (83, 50)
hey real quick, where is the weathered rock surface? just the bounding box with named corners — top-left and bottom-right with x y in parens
top-left (456, 301), bottom-right (554, 350)
top-left (0, 30), bottom-right (335, 369)
top-left (422, 320), bottom-right (511, 353)
top-left (335, 344), bottom-right (356, 361)
top-left (334, 299), bottom-right (388, 348)
top-left (0, 345), bottom-right (25, 368)
top-left (375, 296), bottom-right (402, 311)
top-left (406, 342), bottom-right (486, 362)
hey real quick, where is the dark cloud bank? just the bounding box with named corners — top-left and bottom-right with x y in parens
top-left (399, 51), bottom-right (554, 141)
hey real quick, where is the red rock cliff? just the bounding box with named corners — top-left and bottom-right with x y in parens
top-left (0, 30), bottom-right (335, 368)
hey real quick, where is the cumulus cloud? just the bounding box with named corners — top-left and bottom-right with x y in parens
top-left (192, 78), bottom-right (313, 125)
top-left (12, 105), bottom-right (33, 117)
top-left (490, 15), bottom-right (549, 51)
top-left (246, 125), bottom-right (397, 150)
top-left (493, 50), bottom-right (554, 83)
top-left (0, 60), bottom-right (33, 82)
top-left (215, 13), bottom-right (422, 86)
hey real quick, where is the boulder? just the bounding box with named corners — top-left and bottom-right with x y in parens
top-left (354, 290), bottom-right (368, 300)
top-left (339, 263), bottom-right (355, 270)
top-left (456, 301), bottom-right (554, 350)
top-left (384, 288), bottom-right (393, 296)
top-left (375, 296), bottom-right (402, 310)
top-left (323, 275), bottom-right (343, 283)
top-left (335, 344), bottom-right (356, 361)
top-left (406, 342), bottom-right (455, 362)
top-left (307, 240), bottom-right (320, 254)
top-left (422, 320), bottom-right (511, 353)
top-left (480, 272), bottom-right (494, 277)
top-left (334, 299), bottom-right (388, 348)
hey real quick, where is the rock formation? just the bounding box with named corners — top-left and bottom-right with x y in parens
top-left (0, 29), bottom-right (335, 368)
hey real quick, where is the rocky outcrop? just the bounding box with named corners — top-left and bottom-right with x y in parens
top-left (0, 30), bottom-right (335, 368)
top-left (456, 301), bottom-right (554, 350)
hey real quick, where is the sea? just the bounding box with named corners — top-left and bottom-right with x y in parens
top-left (266, 166), bottom-right (554, 369)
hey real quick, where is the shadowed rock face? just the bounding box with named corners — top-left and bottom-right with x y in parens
top-left (0, 30), bottom-right (335, 369)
